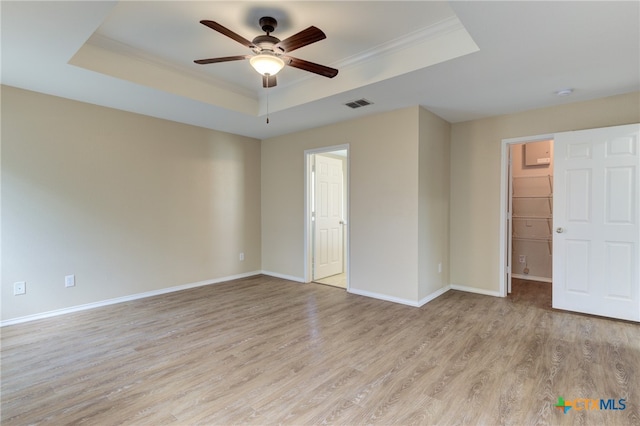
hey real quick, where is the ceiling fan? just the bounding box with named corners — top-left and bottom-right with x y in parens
top-left (194, 16), bottom-right (338, 88)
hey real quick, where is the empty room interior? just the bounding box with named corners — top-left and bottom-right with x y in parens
top-left (2, 1), bottom-right (639, 425)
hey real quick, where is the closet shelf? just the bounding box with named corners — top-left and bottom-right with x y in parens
top-left (513, 236), bottom-right (553, 256)
top-left (511, 172), bottom-right (554, 260)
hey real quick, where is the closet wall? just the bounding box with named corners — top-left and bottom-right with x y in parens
top-left (511, 141), bottom-right (553, 282)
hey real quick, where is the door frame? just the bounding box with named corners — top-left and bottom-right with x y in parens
top-left (304, 144), bottom-right (350, 287)
top-left (499, 133), bottom-right (554, 297)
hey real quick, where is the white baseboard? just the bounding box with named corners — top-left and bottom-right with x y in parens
top-left (512, 274), bottom-right (552, 283)
top-left (348, 286), bottom-right (452, 308)
top-left (450, 283), bottom-right (502, 298)
top-left (260, 270), bottom-right (305, 283)
top-left (417, 285), bottom-right (451, 307)
top-left (2, 275), bottom-right (502, 327)
top-left (1, 271), bottom-right (262, 327)
top-left (348, 288), bottom-right (422, 307)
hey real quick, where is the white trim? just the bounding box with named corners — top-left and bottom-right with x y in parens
top-left (347, 286), bottom-right (451, 308)
top-left (450, 284), bottom-right (502, 298)
top-left (260, 270), bottom-right (305, 283)
top-left (348, 286), bottom-right (451, 307)
top-left (303, 145), bottom-right (351, 157)
top-left (333, 16), bottom-right (463, 70)
top-left (417, 285), bottom-right (451, 307)
top-left (303, 144), bottom-right (350, 289)
top-left (0, 271), bottom-right (262, 327)
top-left (304, 151), bottom-right (313, 283)
top-left (87, 34), bottom-right (256, 100)
top-left (348, 288), bottom-right (423, 307)
top-left (499, 133), bottom-right (554, 297)
top-left (276, 16), bottom-right (465, 89)
top-left (511, 274), bottom-right (552, 283)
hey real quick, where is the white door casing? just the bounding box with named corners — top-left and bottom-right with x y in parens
top-left (553, 123), bottom-right (640, 322)
top-left (507, 145), bottom-right (513, 294)
top-left (313, 154), bottom-right (344, 280)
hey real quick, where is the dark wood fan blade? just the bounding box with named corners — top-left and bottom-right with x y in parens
top-left (262, 75), bottom-right (277, 88)
top-left (283, 56), bottom-right (338, 78)
top-left (274, 26), bottom-right (326, 53)
top-left (194, 55), bottom-right (250, 65)
top-left (200, 20), bottom-right (254, 48)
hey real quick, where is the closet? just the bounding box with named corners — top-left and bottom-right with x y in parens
top-left (510, 140), bottom-right (553, 282)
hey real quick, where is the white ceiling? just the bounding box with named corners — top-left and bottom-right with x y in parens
top-left (2, 1), bottom-right (639, 140)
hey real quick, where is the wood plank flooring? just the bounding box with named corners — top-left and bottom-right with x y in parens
top-left (2, 275), bottom-right (639, 425)
top-left (314, 273), bottom-right (347, 289)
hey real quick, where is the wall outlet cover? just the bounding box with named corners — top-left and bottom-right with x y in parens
top-left (14, 281), bottom-right (26, 295)
top-left (65, 275), bottom-right (75, 287)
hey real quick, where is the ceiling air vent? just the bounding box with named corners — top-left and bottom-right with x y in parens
top-left (344, 98), bottom-right (373, 109)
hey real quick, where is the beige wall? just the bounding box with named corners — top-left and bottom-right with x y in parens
top-left (262, 107), bottom-right (422, 302)
top-left (1, 86), bottom-right (262, 321)
top-left (418, 108), bottom-right (451, 299)
top-left (5, 82), bottom-right (637, 320)
top-left (450, 92), bottom-right (640, 293)
top-left (262, 106), bottom-right (451, 304)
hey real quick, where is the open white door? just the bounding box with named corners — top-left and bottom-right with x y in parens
top-left (553, 123), bottom-right (640, 321)
top-left (313, 154), bottom-right (344, 280)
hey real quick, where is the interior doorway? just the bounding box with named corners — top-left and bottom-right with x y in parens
top-left (304, 145), bottom-right (349, 289)
top-left (502, 125), bottom-right (640, 321)
top-left (500, 134), bottom-right (554, 297)
top-left (510, 140), bottom-right (554, 280)
top-left (508, 139), bottom-right (554, 306)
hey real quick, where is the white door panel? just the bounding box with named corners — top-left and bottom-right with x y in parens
top-left (553, 123), bottom-right (639, 321)
top-left (313, 155), bottom-right (344, 280)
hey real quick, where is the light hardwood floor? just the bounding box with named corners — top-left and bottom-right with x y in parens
top-left (2, 275), bottom-right (639, 425)
top-left (314, 273), bottom-right (347, 289)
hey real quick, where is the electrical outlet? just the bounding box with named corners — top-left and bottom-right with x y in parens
top-left (239, 252), bottom-right (245, 261)
top-left (519, 255), bottom-right (526, 264)
top-left (65, 274), bottom-right (75, 288)
top-left (438, 262), bottom-right (442, 274)
top-left (14, 281), bottom-right (26, 296)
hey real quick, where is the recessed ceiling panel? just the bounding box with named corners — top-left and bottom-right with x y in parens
top-left (71, 1), bottom-right (476, 115)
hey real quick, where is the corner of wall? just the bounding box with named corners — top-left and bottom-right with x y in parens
top-left (417, 107), bottom-right (452, 300)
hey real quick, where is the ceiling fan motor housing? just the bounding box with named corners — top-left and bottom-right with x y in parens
top-left (252, 34), bottom-right (281, 54)
top-left (259, 16), bottom-right (278, 34)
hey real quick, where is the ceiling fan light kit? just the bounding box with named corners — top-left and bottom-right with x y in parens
top-left (249, 53), bottom-right (284, 76)
top-left (194, 16), bottom-right (338, 88)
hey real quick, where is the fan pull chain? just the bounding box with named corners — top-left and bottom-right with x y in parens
top-left (266, 85), bottom-right (270, 124)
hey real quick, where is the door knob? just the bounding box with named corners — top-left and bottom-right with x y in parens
top-left (555, 227), bottom-right (564, 233)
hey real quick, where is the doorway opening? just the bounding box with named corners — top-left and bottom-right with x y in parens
top-left (304, 145), bottom-right (349, 290)
top-left (502, 125), bottom-right (640, 321)
top-left (500, 134), bottom-right (554, 300)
